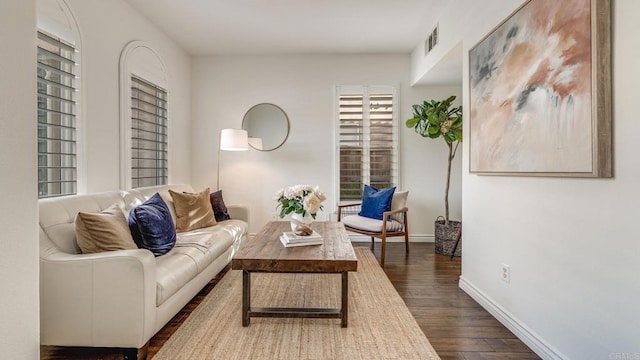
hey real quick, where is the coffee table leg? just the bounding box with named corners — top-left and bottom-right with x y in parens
top-left (242, 270), bottom-right (251, 326)
top-left (341, 272), bottom-right (348, 327)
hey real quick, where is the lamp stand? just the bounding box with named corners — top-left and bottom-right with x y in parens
top-left (216, 130), bottom-right (222, 190)
top-left (216, 129), bottom-right (249, 190)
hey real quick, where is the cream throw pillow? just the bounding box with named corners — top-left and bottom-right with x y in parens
top-left (390, 190), bottom-right (409, 222)
top-left (169, 188), bottom-right (217, 232)
top-left (75, 204), bottom-right (138, 254)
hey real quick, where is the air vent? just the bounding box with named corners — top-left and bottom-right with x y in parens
top-left (424, 24), bottom-right (439, 56)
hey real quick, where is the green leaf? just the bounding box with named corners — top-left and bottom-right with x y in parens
top-left (453, 129), bottom-right (463, 142)
top-left (444, 95), bottom-right (456, 104)
top-left (405, 117), bottom-right (419, 128)
top-left (411, 104), bottom-right (421, 117)
top-left (428, 113), bottom-right (439, 126)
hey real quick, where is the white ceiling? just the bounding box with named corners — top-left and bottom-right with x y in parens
top-left (124, 0), bottom-right (447, 55)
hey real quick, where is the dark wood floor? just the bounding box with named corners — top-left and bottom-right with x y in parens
top-left (41, 242), bottom-right (540, 360)
top-left (376, 242), bottom-right (540, 360)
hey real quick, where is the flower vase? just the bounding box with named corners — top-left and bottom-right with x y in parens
top-left (290, 212), bottom-right (313, 236)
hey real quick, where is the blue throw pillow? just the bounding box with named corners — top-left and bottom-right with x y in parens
top-left (359, 185), bottom-right (396, 220)
top-left (128, 193), bottom-right (176, 256)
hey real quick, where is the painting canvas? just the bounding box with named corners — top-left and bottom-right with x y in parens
top-left (469, 0), bottom-right (611, 177)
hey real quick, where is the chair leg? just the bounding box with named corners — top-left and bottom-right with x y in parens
top-left (380, 237), bottom-right (386, 267)
top-left (404, 232), bottom-right (410, 254)
top-left (370, 236), bottom-right (375, 250)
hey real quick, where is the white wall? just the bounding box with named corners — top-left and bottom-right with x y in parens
top-left (0, 0), bottom-right (40, 358)
top-left (409, 0), bottom-right (498, 85)
top-left (415, 1), bottom-right (640, 359)
top-left (0, 0), bottom-right (191, 356)
top-left (191, 54), bottom-right (462, 237)
top-left (65, 0), bottom-right (192, 192)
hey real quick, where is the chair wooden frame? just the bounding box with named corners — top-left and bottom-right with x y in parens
top-left (337, 203), bottom-right (409, 267)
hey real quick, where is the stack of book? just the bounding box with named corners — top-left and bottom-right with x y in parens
top-left (279, 231), bottom-right (324, 247)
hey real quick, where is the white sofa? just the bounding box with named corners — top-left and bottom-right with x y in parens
top-left (38, 184), bottom-right (248, 358)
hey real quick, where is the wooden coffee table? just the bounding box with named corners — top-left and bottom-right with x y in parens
top-left (231, 221), bottom-right (358, 327)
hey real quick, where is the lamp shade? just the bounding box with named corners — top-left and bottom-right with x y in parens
top-left (220, 129), bottom-right (248, 151)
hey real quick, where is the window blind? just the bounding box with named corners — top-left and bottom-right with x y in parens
top-left (131, 75), bottom-right (168, 188)
top-left (369, 93), bottom-right (397, 190)
top-left (338, 90), bottom-right (397, 202)
top-left (37, 30), bottom-right (77, 198)
top-left (339, 94), bottom-right (365, 201)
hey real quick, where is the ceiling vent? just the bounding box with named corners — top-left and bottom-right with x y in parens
top-left (424, 24), bottom-right (439, 56)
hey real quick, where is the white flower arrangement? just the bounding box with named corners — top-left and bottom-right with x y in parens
top-left (274, 184), bottom-right (327, 219)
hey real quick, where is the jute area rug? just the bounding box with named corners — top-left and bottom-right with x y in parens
top-left (154, 247), bottom-right (440, 360)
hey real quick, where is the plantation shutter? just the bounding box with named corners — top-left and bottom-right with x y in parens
top-left (338, 87), bottom-right (397, 202)
top-left (37, 30), bottom-right (77, 198)
top-left (369, 93), bottom-right (396, 190)
top-left (339, 94), bottom-right (365, 201)
top-left (131, 76), bottom-right (168, 188)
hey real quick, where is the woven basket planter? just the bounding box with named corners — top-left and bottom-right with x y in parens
top-left (434, 218), bottom-right (462, 257)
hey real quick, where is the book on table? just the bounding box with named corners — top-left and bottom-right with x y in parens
top-left (280, 231), bottom-right (324, 247)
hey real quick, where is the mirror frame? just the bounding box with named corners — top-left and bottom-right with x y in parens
top-left (241, 103), bottom-right (290, 151)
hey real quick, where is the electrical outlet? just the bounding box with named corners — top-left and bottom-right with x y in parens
top-left (501, 263), bottom-right (510, 283)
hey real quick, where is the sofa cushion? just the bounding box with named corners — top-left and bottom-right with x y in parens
top-left (169, 188), bottom-right (217, 232)
top-left (359, 185), bottom-right (396, 220)
top-left (155, 252), bottom-right (198, 306)
top-left (155, 219), bottom-right (248, 305)
top-left (75, 204), bottom-right (137, 254)
top-left (209, 190), bottom-right (231, 222)
top-left (175, 225), bottom-right (234, 264)
top-left (128, 193), bottom-right (176, 256)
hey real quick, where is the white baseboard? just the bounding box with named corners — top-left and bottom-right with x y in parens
top-left (458, 277), bottom-right (567, 360)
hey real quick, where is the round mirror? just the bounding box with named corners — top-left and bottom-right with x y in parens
top-left (241, 103), bottom-right (290, 151)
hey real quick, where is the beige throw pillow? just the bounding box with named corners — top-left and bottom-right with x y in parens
top-left (75, 204), bottom-right (138, 254)
top-left (390, 190), bottom-right (409, 222)
top-left (169, 188), bottom-right (217, 232)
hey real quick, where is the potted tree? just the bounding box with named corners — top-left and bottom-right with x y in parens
top-left (405, 95), bottom-right (463, 256)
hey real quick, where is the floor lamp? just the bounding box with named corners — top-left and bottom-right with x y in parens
top-left (217, 129), bottom-right (249, 190)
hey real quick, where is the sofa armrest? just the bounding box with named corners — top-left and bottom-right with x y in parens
top-left (228, 204), bottom-right (249, 224)
top-left (40, 249), bottom-right (157, 348)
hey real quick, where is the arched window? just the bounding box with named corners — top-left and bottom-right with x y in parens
top-left (36, 0), bottom-right (83, 197)
top-left (119, 41), bottom-right (169, 189)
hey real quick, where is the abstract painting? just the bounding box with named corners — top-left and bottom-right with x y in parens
top-left (469, 0), bottom-right (611, 177)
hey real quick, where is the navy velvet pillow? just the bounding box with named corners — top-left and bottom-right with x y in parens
top-left (128, 193), bottom-right (176, 256)
top-left (359, 185), bottom-right (396, 220)
top-left (209, 190), bottom-right (231, 222)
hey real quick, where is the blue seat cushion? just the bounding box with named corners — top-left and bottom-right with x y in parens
top-left (359, 185), bottom-right (396, 220)
top-left (128, 192), bottom-right (176, 256)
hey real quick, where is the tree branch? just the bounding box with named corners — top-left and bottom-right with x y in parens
top-left (451, 141), bottom-right (460, 160)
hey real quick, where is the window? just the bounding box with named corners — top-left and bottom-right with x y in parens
top-left (130, 76), bottom-right (168, 188)
top-left (120, 41), bottom-right (169, 189)
top-left (336, 86), bottom-right (398, 202)
top-left (37, 30), bottom-right (77, 198)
